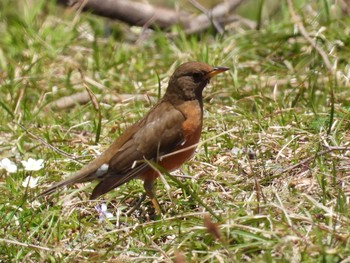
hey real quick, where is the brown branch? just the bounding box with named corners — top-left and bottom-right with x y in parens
top-left (46, 90), bottom-right (156, 110)
top-left (58, 0), bottom-right (187, 29)
top-left (57, 0), bottom-right (250, 34)
top-left (185, 0), bottom-right (246, 34)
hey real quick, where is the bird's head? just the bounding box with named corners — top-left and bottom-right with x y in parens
top-left (165, 62), bottom-right (229, 102)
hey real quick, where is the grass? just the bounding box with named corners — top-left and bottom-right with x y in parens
top-left (1, 0), bottom-right (350, 261)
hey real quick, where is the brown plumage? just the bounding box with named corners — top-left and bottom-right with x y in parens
top-left (39, 61), bottom-right (229, 213)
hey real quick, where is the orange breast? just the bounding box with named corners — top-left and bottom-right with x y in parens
top-left (138, 100), bottom-right (203, 182)
top-left (160, 100), bottom-right (203, 171)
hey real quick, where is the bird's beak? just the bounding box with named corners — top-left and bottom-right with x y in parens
top-left (205, 66), bottom-right (229, 79)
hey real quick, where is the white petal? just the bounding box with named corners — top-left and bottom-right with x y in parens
top-left (21, 158), bottom-right (44, 171)
top-left (22, 176), bottom-right (39, 188)
top-left (101, 203), bottom-right (107, 212)
top-left (1, 158), bottom-right (18, 173)
top-left (104, 212), bottom-right (113, 219)
top-left (1, 158), bottom-right (11, 166)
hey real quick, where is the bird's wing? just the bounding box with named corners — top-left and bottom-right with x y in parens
top-left (36, 121), bottom-right (142, 197)
top-left (90, 101), bottom-right (186, 199)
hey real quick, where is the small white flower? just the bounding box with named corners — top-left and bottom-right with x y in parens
top-left (21, 158), bottom-right (44, 171)
top-left (22, 176), bottom-right (39, 188)
top-left (0, 158), bottom-right (18, 173)
top-left (95, 203), bottom-right (113, 223)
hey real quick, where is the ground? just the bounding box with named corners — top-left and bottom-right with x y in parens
top-left (0, 0), bottom-right (350, 262)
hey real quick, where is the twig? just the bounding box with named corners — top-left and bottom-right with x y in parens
top-left (15, 122), bottom-right (83, 164)
top-left (46, 91), bottom-right (154, 110)
top-left (262, 146), bottom-right (350, 183)
top-left (324, 146), bottom-right (350, 151)
top-left (0, 237), bottom-right (98, 253)
top-left (286, 0), bottom-right (336, 135)
top-left (185, 0), bottom-right (246, 34)
top-left (286, 0), bottom-right (333, 73)
top-left (79, 69), bottom-right (102, 144)
top-left (0, 238), bottom-right (55, 252)
top-left (188, 0), bottom-right (224, 34)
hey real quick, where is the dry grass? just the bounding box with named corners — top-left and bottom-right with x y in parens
top-left (1, 0), bottom-right (350, 262)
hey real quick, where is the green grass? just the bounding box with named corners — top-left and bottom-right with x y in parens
top-left (1, 0), bottom-right (350, 261)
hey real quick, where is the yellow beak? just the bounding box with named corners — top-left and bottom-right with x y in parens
top-left (205, 66), bottom-right (229, 79)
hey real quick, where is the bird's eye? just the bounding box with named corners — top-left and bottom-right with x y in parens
top-left (192, 72), bottom-right (203, 81)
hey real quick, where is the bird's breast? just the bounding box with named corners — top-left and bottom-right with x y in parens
top-left (159, 100), bottom-right (203, 171)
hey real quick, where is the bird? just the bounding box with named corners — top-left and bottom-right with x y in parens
top-left (39, 61), bottom-right (229, 214)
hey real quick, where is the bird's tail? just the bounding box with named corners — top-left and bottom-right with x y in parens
top-left (36, 176), bottom-right (81, 197)
top-left (36, 160), bottom-right (107, 199)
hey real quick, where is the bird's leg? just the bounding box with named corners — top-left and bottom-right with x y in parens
top-left (125, 193), bottom-right (146, 216)
top-left (156, 170), bottom-right (174, 205)
top-left (143, 179), bottom-right (162, 215)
